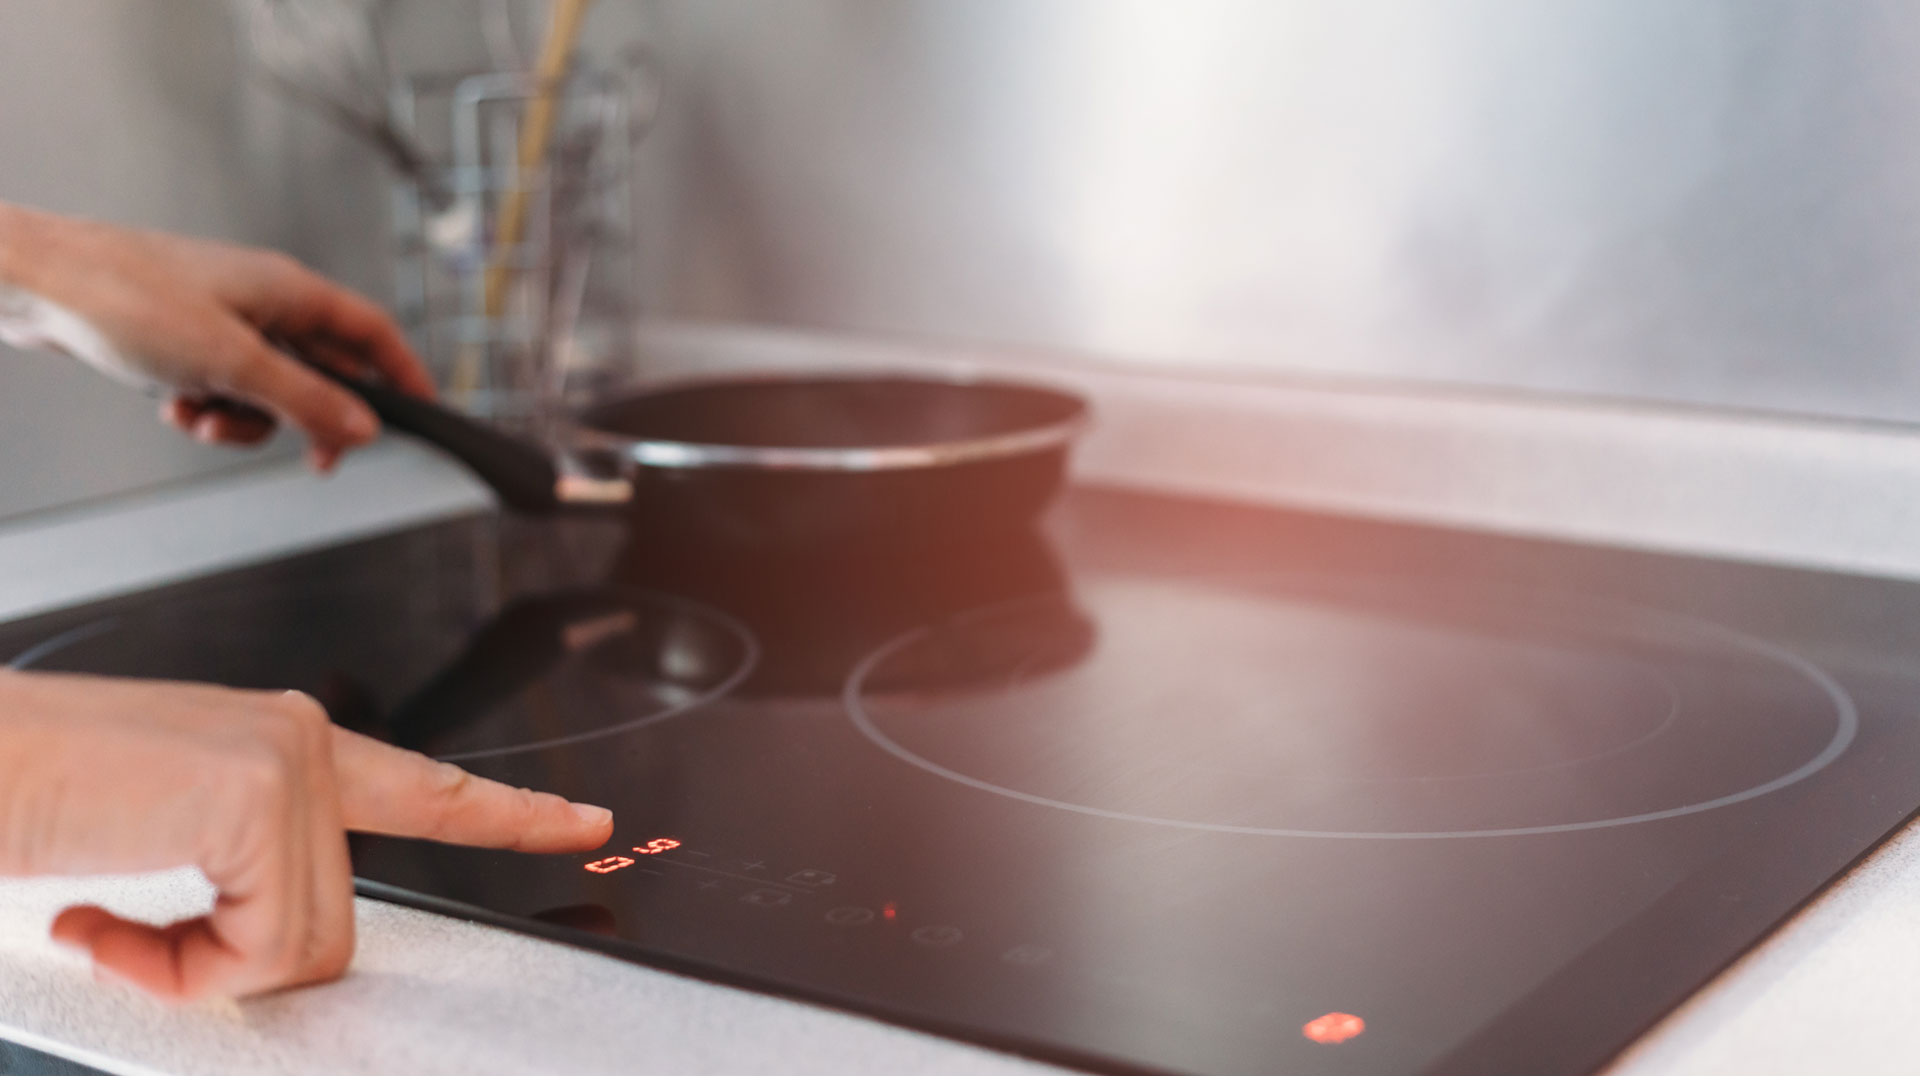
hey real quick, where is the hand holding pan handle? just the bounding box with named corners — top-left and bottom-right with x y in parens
top-left (293, 351), bottom-right (626, 513)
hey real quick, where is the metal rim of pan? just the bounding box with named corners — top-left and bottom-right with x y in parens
top-left (569, 376), bottom-right (1092, 473)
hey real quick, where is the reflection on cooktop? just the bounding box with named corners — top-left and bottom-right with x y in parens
top-left (7, 488), bottom-right (1920, 1074)
top-left (8, 580), bottom-right (760, 763)
top-left (371, 590), bottom-right (758, 761)
top-left (610, 526), bottom-right (1078, 696)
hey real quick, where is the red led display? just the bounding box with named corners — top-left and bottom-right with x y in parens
top-left (582, 838), bottom-right (683, 876)
top-left (1302, 1012), bottom-right (1365, 1045)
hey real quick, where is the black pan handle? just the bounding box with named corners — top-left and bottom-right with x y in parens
top-left (302, 357), bottom-right (561, 513)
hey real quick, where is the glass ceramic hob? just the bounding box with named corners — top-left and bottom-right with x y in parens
top-left (8, 485), bottom-right (1920, 1073)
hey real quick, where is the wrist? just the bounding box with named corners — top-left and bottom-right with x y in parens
top-left (0, 202), bottom-right (25, 288)
top-left (0, 669), bottom-right (45, 776)
top-left (0, 202), bottom-right (57, 293)
top-left (0, 207), bottom-right (100, 365)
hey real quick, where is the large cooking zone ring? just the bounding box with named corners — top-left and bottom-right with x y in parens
top-left (845, 576), bottom-right (1857, 840)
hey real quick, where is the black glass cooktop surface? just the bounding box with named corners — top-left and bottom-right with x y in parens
top-left (9, 486), bottom-right (1920, 1073)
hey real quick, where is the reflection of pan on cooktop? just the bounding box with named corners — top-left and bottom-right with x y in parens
top-left (334, 528), bottom-right (1094, 757)
top-left (356, 589), bottom-right (759, 761)
top-left (610, 525), bottom-right (1096, 696)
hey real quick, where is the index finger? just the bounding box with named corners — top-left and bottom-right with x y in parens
top-left (330, 726), bottom-right (613, 853)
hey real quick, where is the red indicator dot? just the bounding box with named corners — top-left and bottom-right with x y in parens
top-left (1302, 1012), bottom-right (1365, 1045)
top-left (882, 903), bottom-right (898, 921)
top-left (585, 856), bottom-right (635, 874)
top-left (633, 838), bottom-right (682, 855)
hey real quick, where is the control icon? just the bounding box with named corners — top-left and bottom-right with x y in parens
top-left (741, 888), bottom-right (793, 907)
top-left (584, 856), bottom-right (635, 874)
top-left (1000, 944), bottom-right (1053, 966)
top-left (786, 869), bottom-right (837, 888)
top-left (825, 906), bottom-right (875, 926)
top-left (911, 925), bottom-right (964, 948)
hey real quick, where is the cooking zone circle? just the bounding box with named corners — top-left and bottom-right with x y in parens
top-left (7, 579), bottom-right (758, 763)
top-left (845, 577), bottom-right (1856, 839)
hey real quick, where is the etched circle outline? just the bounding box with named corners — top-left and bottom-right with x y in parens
top-left (843, 578), bottom-right (1858, 840)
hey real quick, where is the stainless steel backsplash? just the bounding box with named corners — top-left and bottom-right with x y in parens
top-left (4, 1), bottom-right (1916, 523)
top-left (630, 0), bottom-right (1920, 424)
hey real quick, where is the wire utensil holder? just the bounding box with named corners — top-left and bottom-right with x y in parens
top-left (387, 59), bottom-right (654, 434)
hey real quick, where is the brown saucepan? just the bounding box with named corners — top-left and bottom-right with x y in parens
top-left (316, 367), bottom-right (1091, 545)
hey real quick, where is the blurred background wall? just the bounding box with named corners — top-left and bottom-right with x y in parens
top-left (0, 0), bottom-right (395, 520)
top-left (6, 0), bottom-right (1920, 520)
top-left (0, 0), bottom-right (356, 518)
top-left (632, 0), bottom-right (1920, 423)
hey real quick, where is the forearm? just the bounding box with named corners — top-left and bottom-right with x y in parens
top-left (0, 671), bottom-right (43, 877)
top-left (0, 200), bottom-right (23, 289)
top-left (0, 670), bottom-right (134, 880)
top-left (0, 208), bottom-right (133, 388)
top-left (0, 202), bottom-right (41, 336)
top-left (0, 202), bottom-right (80, 356)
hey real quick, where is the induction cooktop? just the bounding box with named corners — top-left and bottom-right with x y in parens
top-left (9, 485), bottom-right (1920, 1073)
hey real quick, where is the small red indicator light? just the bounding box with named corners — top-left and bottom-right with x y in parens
top-left (633, 838), bottom-right (682, 855)
top-left (1303, 1012), bottom-right (1365, 1045)
top-left (585, 856), bottom-right (635, 874)
top-left (882, 903), bottom-right (898, 921)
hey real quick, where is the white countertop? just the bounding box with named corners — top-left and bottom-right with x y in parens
top-left (10, 326), bottom-right (1920, 1072)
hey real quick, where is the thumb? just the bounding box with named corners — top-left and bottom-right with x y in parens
top-left (213, 333), bottom-right (378, 466)
top-left (51, 905), bottom-right (233, 1003)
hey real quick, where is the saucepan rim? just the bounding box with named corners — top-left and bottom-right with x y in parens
top-left (567, 370), bottom-right (1092, 473)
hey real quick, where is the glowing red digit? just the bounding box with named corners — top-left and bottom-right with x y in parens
top-left (1302, 1012), bottom-right (1365, 1045)
top-left (585, 856), bottom-right (636, 874)
top-left (633, 838), bottom-right (682, 855)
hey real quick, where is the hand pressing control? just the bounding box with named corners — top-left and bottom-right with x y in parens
top-left (0, 670), bottom-right (611, 1002)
